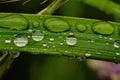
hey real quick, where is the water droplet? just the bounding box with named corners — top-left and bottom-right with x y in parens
top-left (28, 29), bottom-right (33, 32)
top-left (43, 43), bottom-right (47, 47)
top-left (116, 53), bottom-right (120, 56)
top-left (104, 37), bottom-right (107, 39)
top-left (76, 23), bottom-right (87, 32)
top-left (98, 35), bottom-right (103, 38)
top-left (114, 40), bottom-right (120, 48)
top-left (32, 30), bottom-right (44, 41)
top-left (106, 42), bottom-right (109, 45)
top-left (14, 35), bottom-right (28, 47)
top-left (96, 52), bottom-right (101, 54)
top-left (92, 21), bottom-right (114, 35)
top-left (88, 39), bottom-right (94, 43)
top-left (5, 39), bottom-right (11, 43)
top-left (76, 56), bottom-right (86, 61)
top-left (0, 14), bottom-right (28, 30)
top-left (85, 51), bottom-right (91, 57)
top-left (65, 50), bottom-right (68, 53)
top-left (49, 38), bottom-right (54, 41)
top-left (44, 18), bottom-right (70, 32)
top-left (52, 46), bottom-right (55, 48)
top-left (32, 21), bottom-right (39, 28)
top-left (60, 43), bottom-right (64, 45)
top-left (109, 37), bottom-right (113, 40)
top-left (66, 34), bottom-right (77, 46)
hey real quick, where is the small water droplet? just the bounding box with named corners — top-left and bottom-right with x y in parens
top-left (114, 40), bottom-right (120, 48)
top-left (10, 47), bottom-right (13, 49)
top-left (98, 35), bottom-right (103, 38)
top-left (66, 34), bottom-right (77, 46)
top-left (76, 56), bottom-right (86, 61)
top-left (43, 43), bottom-right (47, 47)
top-left (76, 23), bottom-right (87, 32)
top-left (44, 18), bottom-right (70, 33)
top-left (85, 51), bottom-right (91, 57)
top-left (96, 52), bottom-right (101, 54)
top-left (50, 38), bottom-right (54, 41)
top-left (104, 37), bottom-right (107, 39)
top-left (5, 39), bottom-right (11, 43)
top-left (116, 53), bottom-right (120, 56)
top-left (32, 30), bottom-right (44, 41)
top-left (32, 21), bottom-right (39, 28)
top-left (88, 39), bottom-right (94, 43)
top-left (65, 50), bottom-right (68, 53)
top-left (109, 37), bottom-right (113, 40)
top-left (60, 43), bottom-right (64, 45)
top-left (52, 46), bottom-right (55, 48)
top-left (92, 21), bottom-right (114, 35)
top-left (14, 35), bottom-right (28, 47)
top-left (28, 29), bottom-right (33, 32)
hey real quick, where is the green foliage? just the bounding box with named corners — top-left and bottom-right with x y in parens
top-left (0, 13), bottom-right (120, 63)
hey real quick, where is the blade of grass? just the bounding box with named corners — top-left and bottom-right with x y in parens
top-left (0, 13), bottom-right (120, 63)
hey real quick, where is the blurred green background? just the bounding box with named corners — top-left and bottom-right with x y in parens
top-left (0, 0), bottom-right (119, 80)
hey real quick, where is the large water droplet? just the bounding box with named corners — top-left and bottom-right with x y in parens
top-left (32, 30), bottom-right (44, 41)
top-left (66, 34), bottom-right (77, 46)
top-left (92, 21), bottom-right (114, 35)
top-left (0, 14), bottom-right (28, 30)
top-left (85, 51), bottom-right (91, 57)
top-left (14, 35), bottom-right (28, 47)
top-left (44, 18), bottom-right (70, 33)
top-left (76, 23), bottom-right (87, 32)
top-left (114, 40), bottom-right (120, 48)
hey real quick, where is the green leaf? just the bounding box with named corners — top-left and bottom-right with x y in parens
top-left (0, 13), bottom-right (120, 63)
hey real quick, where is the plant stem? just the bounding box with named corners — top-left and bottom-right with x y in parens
top-left (37, 0), bottom-right (69, 15)
top-left (0, 51), bottom-right (20, 79)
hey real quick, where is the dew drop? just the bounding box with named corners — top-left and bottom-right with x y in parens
top-left (14, 35), bottom-right (28, 47)
top-left (52, 46), bottom-right (55, 48)
top-left (116, 53), bottom-right (120, 56)
top-left (96, 52), bottom-right (101, 54)
top-left (114, 40), bottom-right (120, 48)
top-left (5, 39), bottom-right (11, 43)
top-left (32, 21), bottom-right (39, 28)
top-left (50, 38), bottom-right (54, 41)
top-left (92, 21), bottom-right (114, 35)
top-left (60, 43), bottom-right (64, 45)
top-left (32, 30), bottom-right (44, 41)
top-left (85, 51), bottom-right (91, 57)
top-left (43, 43), bottom-right (47, 47)
top-left (28, 29), bottom-right (33, 32)
top-left (76, 56), bottom-right (86, 61)
top-left (44, 18), bottom-right (70, 33)
top-left (104, 37), bottom-right (107, 39)
top-left (0, 14), bottom-right (28, 30)
top-left (76, 23), bottom-right (87, 32)
top-left (66, 34), bottom-right (77, 46)
top-left (109, 37), bottom-right (113, 40)
top-left (98, 35), bottom-right (103, 38)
